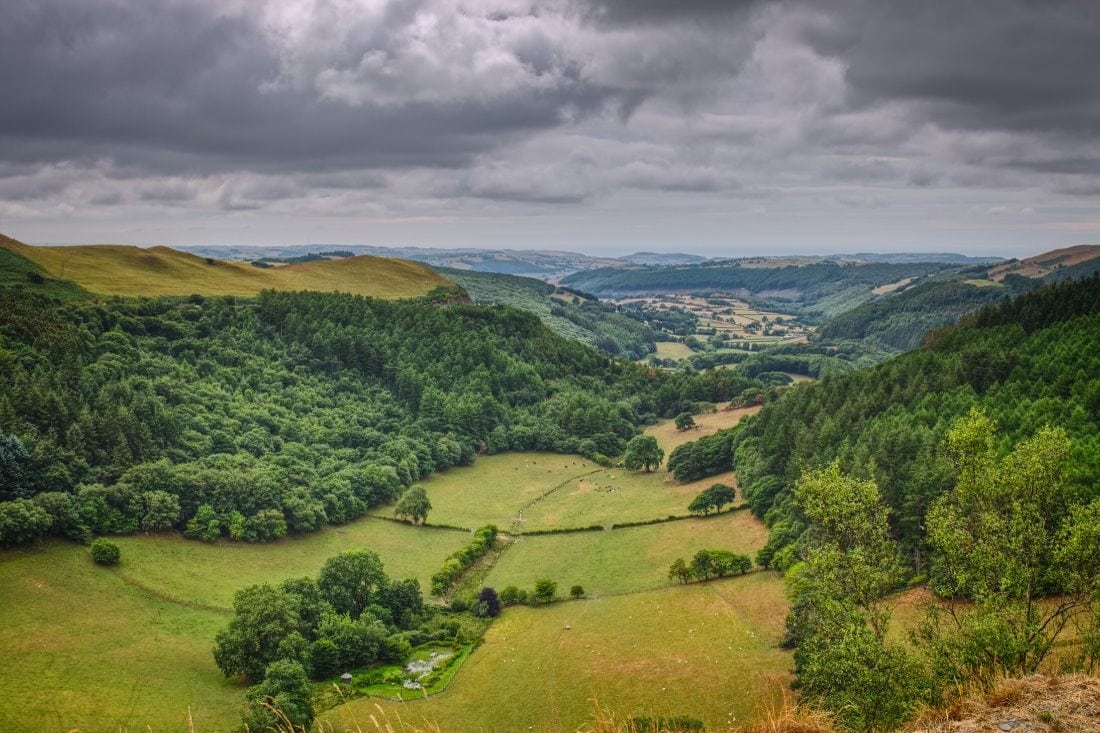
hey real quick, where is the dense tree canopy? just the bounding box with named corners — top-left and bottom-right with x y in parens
top-left (0, 284), bottom-right (764, 547)
top-left (738, 274), bottom-right (1100, 571)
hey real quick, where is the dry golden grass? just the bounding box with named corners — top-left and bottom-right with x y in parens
top-left (1, 238), bottom-right (451, 299)
top-left (644, 405), bottom-right (761, 458)
top-left (908, 674), bottom-right (1100, 733)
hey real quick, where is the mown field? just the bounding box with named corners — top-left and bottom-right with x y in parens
top-left (369, 453), bottom-right (606, 532)
top-left (0, 237), bottom-right (451, 299)
top-left (0, 404), bottom-right (788, 732)
top-left (518, 469), bottom-right (740, 531)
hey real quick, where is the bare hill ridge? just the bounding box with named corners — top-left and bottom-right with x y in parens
top-left (0, 234), bottom-right (453, 299)
top-left (989, 243), bottom-right (1100, 281)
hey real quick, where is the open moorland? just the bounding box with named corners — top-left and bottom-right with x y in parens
top-left (0, 235), bottom-right (452, 299)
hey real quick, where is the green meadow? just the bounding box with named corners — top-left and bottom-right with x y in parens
top-left (488, 511), bottom-right (769, 598)
top-left (0, 407), bottom-right (789, 732)
top-left (326, 573), bottom-right (791, 733)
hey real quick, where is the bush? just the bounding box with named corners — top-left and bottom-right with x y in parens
top-left (499, 585), bottom-right (528, 605)
top-left (89, 538), bottom-right (121, 566)
top-left (533, 579), bottom-right (557, 603)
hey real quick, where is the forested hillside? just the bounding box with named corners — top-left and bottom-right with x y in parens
top-left (433, 267), bottom-right (658, 359)
top-left (735, 274), bottom-right (1100, 570)
top-left (561, 261), bottom-right (954, 320)
top-left (0, 284), bottom-right (759, 547)
top-left (812, 277), bottom-right (1030, 351)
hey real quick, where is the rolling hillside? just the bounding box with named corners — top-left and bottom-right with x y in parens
top-left (0, 233), bottom-right (453, 299)
top-left (988, 243), bottom-right (1100, 281)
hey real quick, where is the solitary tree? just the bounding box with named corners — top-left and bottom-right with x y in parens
top-left (569, 584), bottom-right (585, 600)
top-left (674, 413), bottom-right (696, 431)
top-left (923, 410), bottom-right (1100, 681)
top-left (394, 485), bottom-right (431, 525)
top-left (688, 484), bottom-right (737, 515)
top-left (622, 435), bottom-right (664, 472)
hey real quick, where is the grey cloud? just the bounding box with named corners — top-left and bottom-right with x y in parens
top-left (3, 0), bottom-right (1100, 251)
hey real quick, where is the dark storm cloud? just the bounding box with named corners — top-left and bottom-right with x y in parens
top-left (806, 0), bottom-right (1100, 139)
top-left (2, 0), bottom-right (1099, 251)
top-left (0, 0), bottom-right (630, 175)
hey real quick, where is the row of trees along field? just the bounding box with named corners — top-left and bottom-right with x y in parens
top-left (0, 285), bottom-right (764, 546)
top-left (734, 273), bottom-right (1100, 573)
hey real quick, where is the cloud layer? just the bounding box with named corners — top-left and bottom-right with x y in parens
top-left (2, 0), bottom-right (1098, 254)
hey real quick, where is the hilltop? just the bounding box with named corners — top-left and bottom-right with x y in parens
top-left (0, 233), bottom-right (453, 299)
top-left (987, 243), bottom-right (1100, 281)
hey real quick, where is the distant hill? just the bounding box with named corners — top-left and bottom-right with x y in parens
top-left (813, 243), bottom-right (1100, 351)
top-left (561, 260), bottom-right (959, 321)
top-left (177, 243), bottom-right (628, 280)
top-left (0, 235), bottom-right (453, 299)
top-left (434, 267), bottom-right (659, 359)
top-left (988, 243), bottom-right (1100, 281)
top-left (619, 252), bottom-right (708, 266)
top-left (831, 252), bottom-right (1005, 264)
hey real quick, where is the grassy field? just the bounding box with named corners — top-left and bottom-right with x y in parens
top-left (654, 341), bottom-right (697, 360)
top-left (645, 405), bottom-right (759, 457)
top-left (110, 519), bottom-right (469, 610)
top-left (325, 573), bottom-right (791, 733)
top-left (0, 542), bottom-right (242, 733)
top-left (0, 519), bottom-right (470, 732)
top-left (371, 453), bottom-right (605, 532)
top-left (519, 469), bottom-right (740, 531)
top-left (1, 236), bottom-right (451, 299)
top-left (0, 402), bottom-right (789, 732)
top-left (487, 511), bottom-right (769, 597)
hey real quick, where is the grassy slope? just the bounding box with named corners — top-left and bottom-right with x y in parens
top-left (370, 453), bottom-right (607, 532)
top-left (110, 520), bottom-right (469, 610)
top-left (487, 512), bottom-right (769, 597)
top-left (0, 543), bottom-right (241, 733)
top-left (0, 235), bottom-right (452, 299)
top-left (327, 573), bottom-right (791, 733)
top-left (0, 520), bottom-right (468, 732)
top-left (0, 404), bottom-right (778, 731)
top-left (519, 469), bottom-right (741, 531)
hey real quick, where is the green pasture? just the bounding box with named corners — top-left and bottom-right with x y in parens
top-left (325, 573), bottom-right (791, 733)
top-left (518, 469), bottom-right (741, 531)
top-left (110, 519), bottom-right (468, 610)
top-left (372, 453), bottom-right (603, 531)
top-left (487, 511), bottom-right (769, 598)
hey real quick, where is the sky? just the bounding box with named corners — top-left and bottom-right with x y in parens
top-left (1, 0), bottom-right (1099, 257)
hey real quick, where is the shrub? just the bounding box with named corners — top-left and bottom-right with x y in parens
top-left (89, 538), bottom-right (121, 566)
top-left (533, 579), bottom-right (557, 603)
top-left (499, 585), bottom-right (528, 605)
